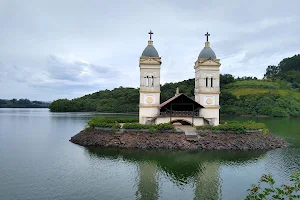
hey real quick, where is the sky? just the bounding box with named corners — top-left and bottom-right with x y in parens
top-left (0, 0), bottom-right (299, 101)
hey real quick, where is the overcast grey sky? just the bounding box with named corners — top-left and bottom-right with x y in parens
top-left (0, 0), bottom-right (299, 101)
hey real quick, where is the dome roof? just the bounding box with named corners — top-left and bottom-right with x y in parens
top-left (198, 46), bottom-right (216, 59)
top-left (141, 41), bottom-right (159, 57)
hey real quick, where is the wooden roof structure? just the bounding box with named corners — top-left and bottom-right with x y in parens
top-left (159, 94), bottom-right (203, 112)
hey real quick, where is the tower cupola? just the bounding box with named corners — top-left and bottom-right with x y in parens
top-left (141, 30), bottom-right (159, 57)
top-left (198, 32), bottom-right (216, 59)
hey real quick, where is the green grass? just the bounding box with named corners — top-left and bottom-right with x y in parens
top-left (225, 79), bottom-right (292, 89)
top-left (225, 88), bottom-right (300, 100)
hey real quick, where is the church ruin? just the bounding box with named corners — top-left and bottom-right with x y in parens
top-left (139, 31), bottom-right (220, 126)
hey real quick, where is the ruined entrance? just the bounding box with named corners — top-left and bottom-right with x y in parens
top-left (159, 94), bottom-right (204, 126)
top-left (170, 119), bottom-right (193, 126)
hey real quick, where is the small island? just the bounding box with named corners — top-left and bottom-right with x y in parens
top-left (70, 117), bottom-right (288, 150)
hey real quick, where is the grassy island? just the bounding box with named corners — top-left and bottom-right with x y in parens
top-left (70, 117), bottom-right (288, 150)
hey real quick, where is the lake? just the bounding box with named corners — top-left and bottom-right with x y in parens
top-left (0, 108), bottom-right (299, 200)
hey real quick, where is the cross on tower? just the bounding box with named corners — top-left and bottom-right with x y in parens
top-left (205, 32), bottom-right (210, 42)
top-left (148, 30), bottom-right (153, 40)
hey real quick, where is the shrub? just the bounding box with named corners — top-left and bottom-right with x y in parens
top-left (149, 127), bottom-right (157, 135)
top-left (156, 123), bottom-right (175, 131)
top-left (111, 122), bottom-right (121, 133)
top-left (87, 117), bottom-right (138, 128)
top-left (246, 172), bottom-right (300, 200)
top-left (218, 123), bottom-right (246, 133)
top-left (122, 123), bottom-right (152, 130)
top-left (88, 121), bottom-right (121, 129)
top-left (87, 117), bottom-right (134, 128)
top-left (122, 123), bottom-right (175, 131)
top-left (219, 120), bottom-right (226, 124)
top-left (196, 121), bottom-right (268, 134)
top-left (90, 117), bottom-right (138, 123)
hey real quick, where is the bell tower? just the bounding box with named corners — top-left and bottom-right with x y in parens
top-left (139, 30), bottom-right (161, 124)
top-left (194, 32), bottom-right (221, 125)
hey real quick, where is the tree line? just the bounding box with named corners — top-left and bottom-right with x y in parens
top-left (0, 99), bottom-right (50, 108)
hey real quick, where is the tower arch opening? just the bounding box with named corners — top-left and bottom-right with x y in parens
top-left (170, 119), bottom-right (193, 126)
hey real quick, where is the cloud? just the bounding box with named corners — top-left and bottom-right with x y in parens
top-left (45, 54), bottom-right (117, 83)
top-left (0, 0), bottom-right (299, 100)
top-left (0, 54), bottom-right (121, 100)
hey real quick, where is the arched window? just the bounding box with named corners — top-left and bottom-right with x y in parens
top-left (151, 76), bottom-right (154, 87)
top-left (145, 76), bottom-right (149, 87)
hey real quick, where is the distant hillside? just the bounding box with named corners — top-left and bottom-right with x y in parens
top-left (50, 55), bottom-right (300, 117)
top-left (220, 79), bottom-right (300, 117)
top-left (226, 88), bottom-right (300, 100)
top-left (0, 99), bottom-right (50, 108)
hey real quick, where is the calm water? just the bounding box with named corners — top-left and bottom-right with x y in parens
top-left (0, 108), bottom-right (299, 200)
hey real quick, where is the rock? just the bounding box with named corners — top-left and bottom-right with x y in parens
top-left (69, 129), bottom-right (288, 150)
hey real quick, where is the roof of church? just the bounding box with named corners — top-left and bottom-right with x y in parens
top-left (141, 44), bottom-right (159, 57)
top-left (198, 46), bottom-right (216, 59)
top-left (159, 94), bottom-right (181, 108)
top-left (159, 93), bottom-right (203, 108)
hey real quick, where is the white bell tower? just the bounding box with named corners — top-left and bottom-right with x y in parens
top-left (194, 32), bottom-right (221, 125)
top-left (139, 30), bottom-right (161, 124)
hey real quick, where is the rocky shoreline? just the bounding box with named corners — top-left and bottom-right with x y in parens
top-left (70, 129), bottom-right (288, 150)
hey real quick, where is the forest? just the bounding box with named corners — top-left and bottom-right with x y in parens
top-left (49, 54), bottom-right (300, 117)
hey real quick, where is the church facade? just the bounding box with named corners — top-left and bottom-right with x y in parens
top-left (139, 31), bottom-right (220, 126)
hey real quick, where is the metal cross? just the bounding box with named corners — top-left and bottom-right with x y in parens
top-left (148, 30), bottom-right (153, 40)
top-left (205, 32), bottom-right (210, 42)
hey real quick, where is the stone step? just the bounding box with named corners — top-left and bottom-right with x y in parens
top-left (185, 131), bottom-right (198, 141)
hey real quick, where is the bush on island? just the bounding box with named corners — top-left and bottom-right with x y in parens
top-left (91, 117), bottom-right (138, 123)
top-left (122, 123), bottom-right (175, 131)
top-left (149, 127), bottom-right (157, 135)
top-left (196, 120), bottom-right (268, 134)
top-left (87, 117), bottom-right (138, 128)
top-left (87, 117), bottom-right (175, 131)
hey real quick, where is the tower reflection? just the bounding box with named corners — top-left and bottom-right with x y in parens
top-left (86, 148), bottom-right (265, 200)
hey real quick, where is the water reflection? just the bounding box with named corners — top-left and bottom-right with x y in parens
top-left (136, 162), bottom-right (158, 200)
top-left (86, 148), bottom-right (266, 200)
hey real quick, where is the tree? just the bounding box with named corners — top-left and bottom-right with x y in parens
top-left (278, 54), bottom-right (300, 72)
top-left (220, 91), bottom-right (237, 106)
top-left (264, 65), bottom-right (280, 78)
top-left (220, 74), bottom-right (235, 88)
top-left (263, 54), bottom-right (300, 90)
